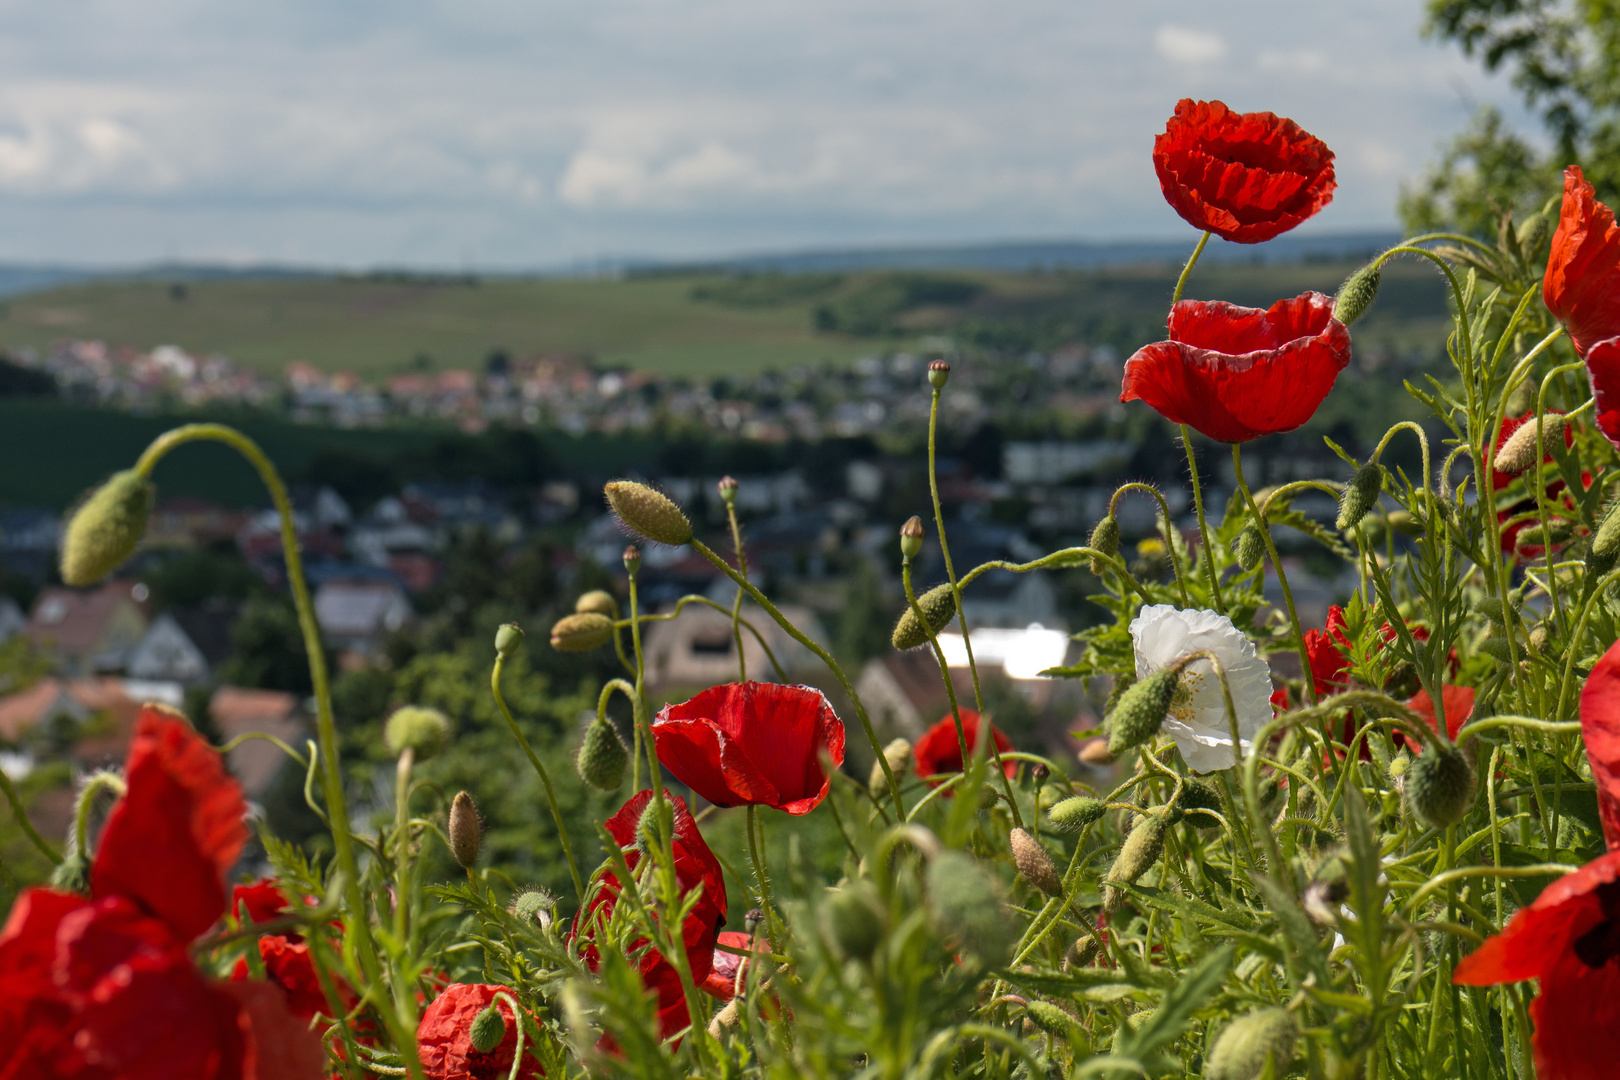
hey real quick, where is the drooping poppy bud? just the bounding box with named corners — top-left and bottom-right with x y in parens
top-left (1405, 744), bottom-right (1476, 829)
top-left (549, 612), bottom-right (613, 652)
top-left (469, 1004), bottom-right (507, 1053)
top-left (1337, 463), bottom-right (1383, 531)
top-left (49, 850), bottom-right (91, 895)
top-left (1088, 515), bottom-right (1121, 574)
top-left (869, 737), bottom-right (913, 795)
top-left (385, 706), bottom-right (452, 761)
top-left (821, 882), bottom-right (885, 961)
top-left (575, 589), bottom-right (618, 617)
top-left (494, 622), bottom-right (524, 658)
top-left (576, 717), bottom-right (629, 791)
top-left (449, 791), bottom-right (482, 869)
top-left (1009, 827), bottom-right (1063, 897)
top-left (60, 469), bottom-right (155, 586)
top-left (1591, 499), bottom-right (1620, 575)
top-left (891, 583), bottom-right (957, 649)
top-left (509, 888), bottom-right (555, 932)
top-left (925, 850), bottom-right (1015, 968)
top-left (1492, 412), bottom-right (1569, 476)
top-left (1105, 667), bottom-right (1183, 756)
top-left (899, 515), bottom-right (925, 560)
top-left (605, 480), bottom-right (693, 546)
top-left (1206, 1007), bottom-right (1299, 1080)
top-left (1234, 525), bottom-right (1265, 571)
top-left (927, 358), bottom-right (951, 389)
top-left (1048, 795), bottom-right (1107, 833)
top-left (1332, 262), bottom-right (1381, 326)
top-left (1104, 811), bottom-right (1168, 911)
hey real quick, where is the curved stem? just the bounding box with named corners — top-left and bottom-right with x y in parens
top-left (0, 768), bottom-right (60, 864)
top-left (491, 655), bottom-right (585, 905)
top-left (1171, 230), bottom-right (1212, 307)
top-left (616, 594), bottom-right (786, 681)
top-left (903, 557), bottom-right (972, 771)
top-left (1108, 482), bottom-right (1190, 606)
top-left (72, 772), bottom-right (126, 860)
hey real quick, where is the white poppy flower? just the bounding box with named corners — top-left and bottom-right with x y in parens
top-left (1127, 604), bottom-right (1274, 773)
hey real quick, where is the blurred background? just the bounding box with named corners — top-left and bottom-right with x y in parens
top-left (0, 0), bottom-right (1608, 912)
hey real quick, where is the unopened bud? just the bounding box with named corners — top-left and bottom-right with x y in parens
top-left (449, 791), bottom-right (482, 869)
top-left (605, 481), bottom-right (692, 546)
top-left (576, 717), bottom-right (629, 791)
top-left (976, 783), bottom-right (1000, 811)
top-left (1024, 1000), bottom-right (1079, 1037)
top-left (708, 997), bottom-right (741, 1038)
top-left (821, 882), bottom-right (885, 961)
top-left (494, 622), bottom-right (524, 658)
top-left (60, 469), bottom-right (155, 586)
top-left (1405, 744), bottom-right (1476, 829)
top-left (1088, 515), bottom-right (1121, 575)
top-left (1206, 1007), bottom-right (1299, 1080)
top-left (50, 851), bottom-right (91, 895)
top-left (1528, 623), bottom-right (1549, 654)
top-left (1048, 795), bottom-right (1107, 832)
top-left (1234, 524), bottom-right (1266, 572)
top-left (925, 850), bottom-right (1014, 967)
top-left (1332, 261), bottom-right (1381, 326)
top-left (1479, 637), bottom-right (1512, 663)
top-left (1478, 597), bottom-right (1511, 626)
top-left (1175, 778), bottom-right (1223, 820)
top-left (1591, 499), bottom-right (1620, 575)
top-left (1105, 667), bottom-right (1182, 756)
top-left (1516, 519), bottom-right (1575, 551)
top-left (927, 358), bottom-right (951, 389)
top-left (1078, 739), bottom-right (1115, 766)
top-left (869, 738), bottom-right (913, 795)
top-left (718, 475), bottom-right (739, 503)
top-left (622, 545), bottom-right (641, 575)
top-left (1065, 934), bottom-right (1099, 969)
top-left (1518, 209), bottom-right (1549, 251)
top-left (469, 1004), bottom-right (507, 1054)
top-left (1493, 413), bottom-right (1568, 476)
top-left (385, 706), bottom-right (452, 760)
top-left (1009, 828), bottom-right (1063, 897)
top-left (550, 612), bottom-right (614, 652)
top-left (1104, 811), bottom-right (1168, 911)
top-left (510, 888), bottom-right (556, 931)
top-left (574, 590), bottom-right (618, 617)
top-left (900, 515), bottom-right (925, 560)
top-left (891, 582), bottom-right (957, 650)
top-left (745, 907), bottom-right (764, 936)
top-left (1337, 463), bottom-right (1383, 531)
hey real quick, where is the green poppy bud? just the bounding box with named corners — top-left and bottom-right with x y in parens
top-left (1234, 524), bottom-right (1266, 572)
top-left (549, 612), bottom-right (614, 652)
top-left (717, 475), bottom-right (739, 504)
top-left (385, 706), bottom-right (452, 761)
top-left (1206, 1007), bottom-right (1299, 1080)
top-left (1103, 811), bottom-right (1168, 911)
top-left (575, 717), bottom-right (629, 791)
top-left (509, 888), bottom-right (556, 931)
top-left (1492, 413), bottom-right (1567, 476)
top-left (1332, 261), bottom-right (1381, 326)
top-left (50, 851), bottom-right (91, 895)
top-left (1175, 778), bottom-right (1223, 820)
top-left (604, 480), bottom-right (692, 546)
top-left (1337, 463), bottom-right (1383, 531)
top-left (891, 583), bottom-right (957, 650)
top-left (927, 358), bottom-right (951, 389)
top-left (1088, 515), bottom-right (1121, 575)
top-left (574, 590), bottom-right (618, 617)
top-left (449, 791), bottom-right (482, 870)
top-left (494, 622), bottom-right (524, 658)
top-left (1104, 667), bottom-right (1182, 756)
top-left (1478, 597), bottom-right (1510, 626)
top-left (1048, 795), bottom-right (1107, 833)
top-left (1591, 499), bottom-right (1620, 575)
top-left (469, 1004), bottom-right (507, 1054)
top-left (1024, 1000), bottom-right (1080, 1037)
top-left (869, 737), bottom-right (913, 795)
top-left (1478, 637), bottom-right (1512, 663)
top-left (622, 545), bottom-right (642, 575)
top-left (899, 515), bottom-right (925, 560)
top-left (1009, 827), bottom-right (1063, 897)
top-left (1405, 745), bottom-right (1476, 829)
top-left (60, 469), bottom-right (155, 586)
top-left (821, 881), bottom-right (886, 961)
top-left (925, 850), bottom-right (1015, 968)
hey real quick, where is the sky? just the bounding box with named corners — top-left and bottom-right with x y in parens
top-left (0, 0), bottom-right (1532, 270)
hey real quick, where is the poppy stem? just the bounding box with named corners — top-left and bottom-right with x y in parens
top-left (745, 805), bottom-right (783, 948)
top-left (902, 555), bottom-right (972, 775)
top-left (724, 500), bottom-right (749, 682)
top-left (1179, 426), bottom-right (1226, 614)
top-left (1170, 230), bottom-right (1212, 308)
top-left (0, 768), bottom-right (60, 864)
top-left (1231, 444), bottom-right (1315, 705)
top-left (491, 653), bottom-right (586, 906)
top-left (393, 747), bottom-right (414, 947)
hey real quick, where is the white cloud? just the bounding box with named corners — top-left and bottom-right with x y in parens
top-left (1155, 25), bottom-right (1227, 65)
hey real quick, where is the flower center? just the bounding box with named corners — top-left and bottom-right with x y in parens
top-left (1573, 882), bottom-right (1620, 969)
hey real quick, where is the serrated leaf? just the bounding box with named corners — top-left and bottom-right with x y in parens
top-left (1120, 944), bottom-right (1234, 1059)
top-left (1105, 881), bottom-right (1257, 932)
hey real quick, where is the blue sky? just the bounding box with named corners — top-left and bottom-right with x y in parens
top-left (0, 0), bottom-right (1528, 268)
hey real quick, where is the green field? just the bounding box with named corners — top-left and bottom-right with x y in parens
top-left (0, 260), bottom-right (1449, 378)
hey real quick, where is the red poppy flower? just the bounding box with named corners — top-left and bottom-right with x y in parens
top-left (1587, 337), bottom-right (1620, 451)
top-left (1455, 849), bottom-right (1620, 1080)
top-left (1392, 684), bottom-right (1475, 754)
top-left (571, 790), bottom-right (726, 1044)
top-left (1581, 638), bottom-right (1620, 851)
top-left (1152, 99), bottom-right (1336, 244)
top-left (1544, 165), bottom-right (1620, 359)
top-left (228, 879), bottom-right (355, 1024)
top-left (417, 983), bottom-right (543, 1080)
top-left (914, 710), bottom-right (1016, 785)
top-left (653, 681), bottom-right (846, 815)
top-left (1120, 292), bottom-right (1351, 443)
top-left (701, 931), bottom-right (769, 1001)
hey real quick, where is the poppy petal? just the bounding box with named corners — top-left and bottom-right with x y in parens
top-left (1456, 851), bottom-right (1620, 986)
top-left (1582, 639), bottom-right (1620, 851)
top-left (221, 979), bottom-right (327, 1080)
top-left (1586, 337), bottom-right (1620, 452)
top-left (652, 719), bottom-right (780, 810)
top-left (1544, 166), bottom-right (1620, 358)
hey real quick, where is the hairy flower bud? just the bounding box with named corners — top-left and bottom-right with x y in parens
top-left (50, 851), bottom-right (91, 895)
top-left (1105, 667), bottom-right (1182, 756)
top-left (1024, 1000), bottom-right (1079, 1037)
top-left (1479, 637), bottom-right (1512, 663)
top-left (1591, 499), bottom-right (1620, 575)
top-left (821, 881), bottom-right (885, 961)
top-left (927, 358), bottom-right (951, 389)
top-left (605, 480), bottom-right (693, 546)
top-left (869, 737), bottom-right (913, 795)
top-left (1406, 744), bottom-right (1476, 829)
top-left (717, 475), bottom-right (739, 503)
top-left (1478, 597), bottom-right (1511, 626)
top-left (1492, 412), bottom-right (1568, 476)
top-left (899, 515), bottom-right (925, 560)
top-left (1009, 828), bottom-right (1063, 897)
top-left (1175, 778), bottom-right (1223, 820)
top-left (449, 790), bottom-right (482, 870)
top-left (622, 545), bottom-right (641, 575)
top-left (1337, 463), bottom-right (1383, 531)
top-left (510, 888), bottom-right (556, 931)
top-left (385, 706), bottom-right (452, 761)
top-left (550, 612), bottom-right (614, 652)
top-left (1234, 524), bottom-right (1266, 572)
top-left (576, 717), bottom-right (629, 791)
top-left (574, 590), bottom-right (618, 617)
top-left (469, 1005), bottom-right (507, 1054)
top-left (60, 469), bottom-right (155, 586)
top-left (1088, 515), bottom-right (1121, 574)
top-left (1104, 811), bottom-right (1168, 911)
top-left (494, 622), bottom-right (524, 658)
top-left (891, 583), bottom-right (957, 650)
top-left (1048, 795), bottom-right (1107, 833)
top-left (1332, 262), bottom-right (1381, 326)
top-left (1206, 1007), bottom-right (1299, 1080)
top-left (926, 850), bottom-right (1015, 967)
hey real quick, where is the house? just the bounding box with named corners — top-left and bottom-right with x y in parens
top-left (0, 676), bottom-right (144, 770)
top-left (27, 581), bottom-right (150, 674)
top-left (0, 597), bottom-right (24, 642)
top-left (639, 600), bottom-right (826, 693)
top-left (143, 496), bottom-right (250, 550)
top-left (313, 581), bottom-right (412, 654)
top-left (855, 652), bottom-right (980, 737)
top-left (209, 687), bottom-right (307, 801)
top-left (126, 604), bottom-right (237, 684)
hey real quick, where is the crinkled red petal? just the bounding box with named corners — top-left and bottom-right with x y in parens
top-left (1586, 337), bottom-right (1620, 452)
top-left (1583, 639), bottom-right (1620, 851)
top-left (1545, 166), bottom-right (1620, 357)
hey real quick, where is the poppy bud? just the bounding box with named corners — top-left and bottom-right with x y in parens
top-left (549, 612), bottom-right (613, 652)
top-left (469, 1005), bottom-right (506, 1053)
top-left (604, 480), bottom-right (693, 546)
top-left (1103, 811), bottom-right (1167, 911)
top-left (927, 358), bottom-right (951, 389)
top-left (975, 783), bottom-right (1000, 811)
top-left (899, 515), bottom-right (925, 560)
top-left (1332, 262), bottom-right (1381, 326)
top-left (1024, 1000), bottom-right (1080, 1037)
top-left (1104, 667), bottom-right (1182, 756)
top-left (745, 907), bottom-right (764, 936)
top-left (1479, 637), bottom-right (1511, 663)
top-left (1492, 413), bottom-right (1568, 476)
top-left (1065, 934), bottom-right (1099, 969)
top-left (821, 882), bottom-right (885, 961)
top-left (925, 850), bottom-right (1015, 967)
top-left (1478, 597), bottom-right (1512, 626)
top-left (449, 790), bottom-right (482, 869)
top-left (510, 888), bottom-right (556, 931)
top-left (1386, 509), bottom-right (1423, 538)
top-left (718, 475), bottom-right (739, 504)
top-left (891, 582), bottom-right (957, 650)
top-left (1591, 499), bottom-right (1620, 575)
top-left (1234, 524), bottom-right (1266, 571)
top-left (708, 998), bottom-right (741, 1038)
top-left (1175, 778), bottom-right (1223, 820)
top-left (1206, 1007), bottom-right (1299, 1080)
top-left (1517, 520), bottom-right (1575, 551)
top-left (1405, 744), bottom-right (1475, 829)
top-left (869, 737), bottom-right (913, 795)
top-left (60, 469), bottom-right (156, 586)
top-left (1337, 463), bottom-right (1383, 531)
top-left (1528, 623), bottom-right (1549, 654)
top-left (574, 590), bottom-right (618, 617)
top-left (1518, 208), bottom-right (1549, 252)
top-left (494, 622), bottom-right (524, 658)
top-left (635, 798), bottom-right (672, 856)
top-left (1087, 515), bottom-right (1121, 576)
top-left (50, 851), bottom-right (91, 895)
top-left (1048, 795), bottom-right (1107, 833)
top-left (1077, 739), bottom-right (1115, 766)
top-left (575, 717), bottom-right (628, 791)
top-left (1009, 828), bottom-right (1063, 897)
top-left (385, 706), bottom-right (452, 761)
top-left (622, 545), bottom-right (641, 575)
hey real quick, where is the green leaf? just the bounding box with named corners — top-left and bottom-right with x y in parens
top-left (1120, 944), bottom-right (1234, 1059)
